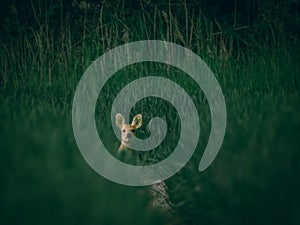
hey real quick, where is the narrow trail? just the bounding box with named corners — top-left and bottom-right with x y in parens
top-left (150, 181), bottom-right (171, 212)
top-left (149, 181), bottom-right (184, 225)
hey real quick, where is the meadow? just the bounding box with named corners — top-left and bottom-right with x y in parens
top-left (1, 1), bottom-right (299, 225)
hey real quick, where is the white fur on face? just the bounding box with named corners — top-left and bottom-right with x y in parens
top-left (121, 124), bottom-right (136, 143)
top-left (116, 113), bottom-right (142, 147)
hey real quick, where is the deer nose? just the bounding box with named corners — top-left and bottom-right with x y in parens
top-left (126, 133), bottom-right (132, 138)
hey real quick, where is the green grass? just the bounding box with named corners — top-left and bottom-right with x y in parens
top-left (1, 1), bottom-right (299, 225)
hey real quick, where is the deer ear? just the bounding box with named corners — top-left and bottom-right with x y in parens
top-left (131, 114), bottom-right (142, 129)
top-left (115, 113), bottom-right (125, 129)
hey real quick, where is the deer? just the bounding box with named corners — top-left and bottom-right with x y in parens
top-left (115, 113), bottom-right (171, 213)
top-left (115, 113), bottom-right (143, 152)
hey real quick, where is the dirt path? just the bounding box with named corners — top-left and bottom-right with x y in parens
top-left (149, 181), bottom-right (184, 225)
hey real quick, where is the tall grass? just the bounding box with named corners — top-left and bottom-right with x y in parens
top-left (1, 1), bottom-right (299, 225)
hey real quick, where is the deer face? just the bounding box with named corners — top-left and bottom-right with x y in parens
top-left (115, 113), bottom-right (142, 150)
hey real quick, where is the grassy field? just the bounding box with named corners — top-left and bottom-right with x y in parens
top-left (1, 1), bottom-right (299, 225)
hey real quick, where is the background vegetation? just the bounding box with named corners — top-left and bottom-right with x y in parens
top-left (1, 0), bottom-right (299, 225)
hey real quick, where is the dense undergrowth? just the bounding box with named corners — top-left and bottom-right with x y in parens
top-left (1, 1), bottom-right (299, 225)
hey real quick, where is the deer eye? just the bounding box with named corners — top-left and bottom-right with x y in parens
top-left (131, 129), bottom-right (136, 133)
top-left (122, 129), bottom-right (126, 132)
